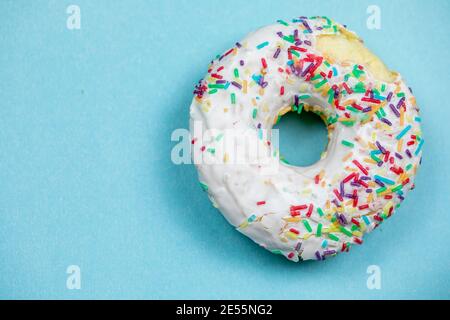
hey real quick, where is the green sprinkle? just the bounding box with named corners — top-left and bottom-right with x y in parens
top-left (208, 89), bottom-right (218, 94)
top-left (391, 184), bottom-right (403, 192)
top-left (327, 89), bottom-right (334, 103)
top-left (341, 140), bottom-right (354, 148)
top-left (396, 92), bottom-right (405, 97)
top-left (252, 108), bottom-right (257, 119)
top-left (303, 220), bottom-right (312, 233)
top-left (327, 115), bottom-right (338, 125)
top-left (339, 226), bottom-right (353, 237)
top-left (297, 103), bottom-right (304, 114)
top-left (375, 110), bottom-right (383, 119)
top-left (346, 106), bottom-right (360, 113)
top-left (256, 41), bottom-right (269, 49)
top-left (328, 233), bottom-right (339, 241)
top-left (298, 94), bottom-right (311, 99)
top-left (215, 133), bottom-right (224, 141)
top-left (341, 120), bottom-right (355, 127)
top-left (208, 84), bottom-right (225, 89)
top-left (381, 84), bottom-right (386, 92)
top-left (353, 82), bottom-right (366, 93)
top-left (199, 182), bottom-right (208, 191)
top-left (231, 93), bottom-right (236, 104)
top-left (282, 35), bottom-right (295, 43)
top-left (316, 223), bottom-right (322, 237)
top-left (314, 78), bottom-right (327, 88)
top-left (277, 19), bottom-right (289, 26)
top-left (370, 152), bottom-right (382, 163)
top-left (406, 164), bottom-right (413, 171)
top-left (291, 49), bottom-right (300, 58)
top-left (376, 187), bottom-right (387, 194)
top-left (207, 148), bottom-right (215, 154)
top-left (317, 208), bottom-right (324, 217)
top-left (233, 68), bottom-right (239, 78)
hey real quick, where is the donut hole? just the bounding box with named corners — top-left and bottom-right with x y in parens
top-left (273, 110), bottom-right (328, 167)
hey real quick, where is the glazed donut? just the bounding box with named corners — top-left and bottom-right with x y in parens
top-left (189, 16), bottom-right (423, 262)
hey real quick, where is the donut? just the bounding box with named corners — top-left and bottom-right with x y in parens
top-left (189, 16), bottom-right (423, 262)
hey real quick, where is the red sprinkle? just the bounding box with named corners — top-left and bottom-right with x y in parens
top-left (290, 204), bottom-right (307, 211)
top-left (353, 160), bottom-right (369, 175)
top-left (351, 218), bottom-right (360, 226)
top-left (361, 97), bottom-right (381, 104)
top-left (261, 58), bottom-right (267, 69)
top-left (342, 82), bottom-right (353, 94)
top-left (334, 189), bottom-right (343, 202)
top-left (352, 189), bottom-right (358, 207)
top-left (343, 172), bottom-right (356, 183)
top-left (306, 204), bottom-right (314, 217)
top-left (358, 180), bottom-right (369, 188)
top-left (256, 201), bottom-right (266, 206)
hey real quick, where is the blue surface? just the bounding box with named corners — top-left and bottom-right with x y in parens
top-left (0, 0), bottom-right (449, 299)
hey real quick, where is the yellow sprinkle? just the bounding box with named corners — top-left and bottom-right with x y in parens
top-left (353, 230), bottom-right (362, 237)
top-left (223, 153), bottom-right (229, 163)
top-left (360, 222), bottom-right (366, 232)
top-left (400, 108), bottom-right (405, 126)
top-left (286, 232), bottom-right (298, 240)
top-left (338, 117), bottom-right (356, 122)
top-left (397, 139), bottom-right (403, 152)
top-left (383, 201), bottom-right (393, 215)
top-left (284, 217), bottom-right (301, 223)
top-left (238, 221), bottom-right (249, 229)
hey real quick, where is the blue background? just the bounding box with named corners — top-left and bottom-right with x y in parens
top-left (0, 0), bottom-right (449, 299)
